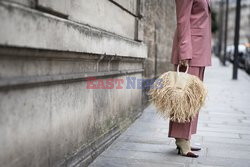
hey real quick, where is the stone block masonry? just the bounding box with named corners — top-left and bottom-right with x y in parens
top-left (0, 0), bottom-right (147, 166)
top-left (0, 0), bottom-right (176, 166)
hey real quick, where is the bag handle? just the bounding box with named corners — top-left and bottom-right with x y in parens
top-left (177, 64), bottom-right (189, 75)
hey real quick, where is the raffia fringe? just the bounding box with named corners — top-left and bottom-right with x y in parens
top-left (149, 71), bottom-right (207, 123)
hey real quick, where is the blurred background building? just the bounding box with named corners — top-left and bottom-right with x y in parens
top-left (212, 0), bottom-right (250, 43)
top-left (227, 0), bottom-right (250, 45)
top-left (212, 0), bottom-right (250, 68)
top-left (0, 0), bottom-right (176, 166)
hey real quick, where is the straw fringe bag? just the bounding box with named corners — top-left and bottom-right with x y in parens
top-left (149, 65), bottom-right (207, 123)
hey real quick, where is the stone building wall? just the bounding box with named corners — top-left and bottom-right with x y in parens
top-left (0, 0), bottom-right (146, 166)
top-left (0, 0), bottom-right (176, 166)
top-left (141, 0), bottom-right (176, 105)
top-left (143, 0), bottom-right (176, 79)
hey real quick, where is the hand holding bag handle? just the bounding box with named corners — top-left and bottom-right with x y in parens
top-left (177, 64), bottom-right (189, 76)
top-left (176, 64), bottom-right (189, 89)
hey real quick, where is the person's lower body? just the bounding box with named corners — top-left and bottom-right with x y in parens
top-left (168, 65), bottom-right (205, 158)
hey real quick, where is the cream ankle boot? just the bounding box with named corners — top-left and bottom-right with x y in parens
top-left (175, 138), bottom-right (191, 154)
top-left (175, 138), bottom-right (199, 158)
